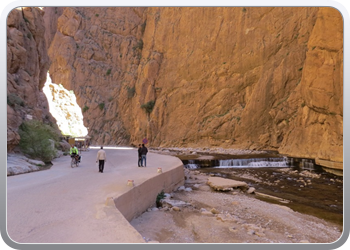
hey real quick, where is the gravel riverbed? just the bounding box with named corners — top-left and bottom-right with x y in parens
top-left (130, 168), bottom-right (343, 244)
top-left (7, 148), bottom-right (343, 244)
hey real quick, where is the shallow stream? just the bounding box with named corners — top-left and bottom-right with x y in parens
top-left (178, 154), bottom-right (343, 227)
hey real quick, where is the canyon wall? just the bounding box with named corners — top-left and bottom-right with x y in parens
top-left (7, 7), bottom-right (58, 151)
top-left (7, 7), bottom-right (343, 169)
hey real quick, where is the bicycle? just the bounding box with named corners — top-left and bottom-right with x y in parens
top-left (71, 155), bottom-right (79, 168)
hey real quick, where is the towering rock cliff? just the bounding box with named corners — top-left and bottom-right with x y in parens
top-left (7, 7), bottom-right (343, 169)
top-left (7, 7), bottom-right (58, 151)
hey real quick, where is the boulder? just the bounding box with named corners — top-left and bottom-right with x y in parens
top-left (247, 187), bottom-right (256, 194)
top-left (59, 140), bottom-right (71, 152)
top-left (161, 198), bottom-right (191, 208)
top-left (210, 208), bottom-right (220, 214)
top-left (7, 154), bottom-right (43, 176)
top-left (207, 177), bottom-right (249, 191)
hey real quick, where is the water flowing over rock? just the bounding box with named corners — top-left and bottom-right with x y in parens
top-left (7, 7), bottom-right (343, 171)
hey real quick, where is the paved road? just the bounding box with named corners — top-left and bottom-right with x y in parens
top-left (6, 147), bottom-right (182, 243)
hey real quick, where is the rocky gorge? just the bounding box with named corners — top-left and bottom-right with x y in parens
top-left (7, 7), bottom-right (343, 172)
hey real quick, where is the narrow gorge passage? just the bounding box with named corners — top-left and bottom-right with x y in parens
top-left (43, 73), bottom-right (88, 137)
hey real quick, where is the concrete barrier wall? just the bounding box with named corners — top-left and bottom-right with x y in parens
top-left (113, 164), bottom-right (185, 221)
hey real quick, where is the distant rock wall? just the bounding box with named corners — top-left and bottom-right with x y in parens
top-left (7, 7), bottom-right (342, 169)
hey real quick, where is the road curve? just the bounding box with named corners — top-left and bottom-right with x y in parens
top-left (6, 147), bottom-right (184, 243)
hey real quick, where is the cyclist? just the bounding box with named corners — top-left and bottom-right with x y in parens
top-left (70, 145), bottom-right (80, 163)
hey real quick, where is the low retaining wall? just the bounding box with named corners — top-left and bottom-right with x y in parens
top-left (113, 164), bottom-right (185, 221)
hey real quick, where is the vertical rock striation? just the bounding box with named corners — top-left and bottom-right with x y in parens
top-left (8, 7), bottom-right (342, 169)
top-left (47, 7), bottom-right (147, 145)
top-left (7, 7), bottom-right (58, 152)
top-left (278, 7), bottom-right (343, 167)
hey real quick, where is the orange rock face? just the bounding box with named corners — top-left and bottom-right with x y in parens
top-left (7, 7), bottom-right (343, 169)
top-left (7, 7), bottom-right (57, 151)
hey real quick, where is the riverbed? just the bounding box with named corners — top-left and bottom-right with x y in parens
top-left (178, 153), bottom-right (343, 227)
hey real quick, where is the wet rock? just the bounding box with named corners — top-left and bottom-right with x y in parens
top-left (207, 177), bottom-right (249, 191)
top-left (210, 208), bottom-right (220, 214)
top-left (164, 193), bottom-right (172, 199)
top-left (255, 192), bottom-right (290, 203)
top-left (300, 170), bottom-right (320, 179)
top-left (216, 213), bottom-right (235, 222)
top-left (247, 187), bottom-right (256, 194)
top-left (198, 185), bottom-right (211, 191)
top-left (201, 211), bottom-right (213, 216)
top-left (161, 198), bottom-right (191, 208)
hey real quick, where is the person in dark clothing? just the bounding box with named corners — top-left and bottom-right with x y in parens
top-left (138, 144), bottom-right (142, 167)
top-left (140, 144), bottom-right (148, 167)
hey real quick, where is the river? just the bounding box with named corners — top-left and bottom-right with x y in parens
top-left (177, 153), bottom-right (343, 227)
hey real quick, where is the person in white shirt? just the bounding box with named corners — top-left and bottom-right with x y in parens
top-left (96, 146), bottom-right (107, 173)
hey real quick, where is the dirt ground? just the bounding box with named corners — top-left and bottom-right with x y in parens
top-left (130, 169), bottom-right (342, 244)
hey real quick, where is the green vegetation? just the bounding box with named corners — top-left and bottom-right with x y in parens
top-left (141, 22), bottom-right (147, 34)
top-left (156, 190), bottom-right (165, 207)
top-left (82, 105), bottom-right (89, 113)
top-left (18, 120), bottom-right (60, 163)
top-left (133, 39), bottom-right (144, 51)
top-left (217, 111), bottom-right (229, 117)
top-left (242, 7), bottom-right (247, 12)
top-left (298, 67), bottom-right (303, 71)
top-left (98, 102), bottom-right (105, 111)
top-left (95, 14), bottom-right (99, 17)
top-left (106, 69), bottom-right (112, 75)
top-left (127, 86), bottom-right (136, 99)
top-left (141, 100), bottom-right (155, 114)
top-left (7, 93), bottom-right (25, 107)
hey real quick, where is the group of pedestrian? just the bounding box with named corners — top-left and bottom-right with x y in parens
top-left (138, 144), bottom-right (148, 167)
top-left (70, 143), bottom-right (148, 172)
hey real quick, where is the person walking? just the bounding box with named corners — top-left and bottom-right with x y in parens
top-left (138, 144), bottom-right (142, 167)
top-left (140, 144), bottom-right (148, 167)
top-left (96, 146), bottom-right (107, 173)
